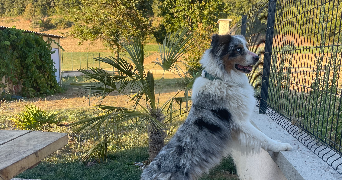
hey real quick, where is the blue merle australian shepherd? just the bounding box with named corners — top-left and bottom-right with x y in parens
top-left (141, 34), bottom-right (293, 180)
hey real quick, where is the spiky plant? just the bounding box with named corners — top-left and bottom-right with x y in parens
top-left (247, 39), bottom-right (265, 95)
top-left (71, 29), bottom-right (193, 161)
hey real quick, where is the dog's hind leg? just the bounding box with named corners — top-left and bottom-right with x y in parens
top-left (238, 121), bottom-right (292, 152)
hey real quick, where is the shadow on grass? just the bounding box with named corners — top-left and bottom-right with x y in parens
top-left (19, 75), bottom-right (187, 103)
top-left (61, 76), bottom-right (186, 97)
top-left (17, 146), bottom-right (238, 180)
top-left (16, 147), bottom-right (149, 180)
top-left (154, 77), bottom-right (186, 94)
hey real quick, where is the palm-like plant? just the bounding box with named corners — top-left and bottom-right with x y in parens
top-left (247, 39), bottom-right (265, 92)
top-left (71, 29), bottom-right (193, 161)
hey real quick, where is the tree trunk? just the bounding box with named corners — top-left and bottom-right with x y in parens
top-left (148, 124), bottom-right (166, 162)
top-left (148, 108), bottom-right (166, 162)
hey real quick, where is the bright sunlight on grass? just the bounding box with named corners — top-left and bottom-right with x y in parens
top-left (0, 75), bottom-right (239, 180)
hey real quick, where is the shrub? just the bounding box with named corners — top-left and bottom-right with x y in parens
top-left (0, 28), bottom-right (61, 97)
top-left (11, 105), bottom-right (58, 130)
top-left (51, 17), bottom-right (73, 29)
top-left (31, 18), bottom-right (56, 31)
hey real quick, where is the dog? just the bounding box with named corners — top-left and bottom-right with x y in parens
top-left (141, 34), bottom-right (293, 180)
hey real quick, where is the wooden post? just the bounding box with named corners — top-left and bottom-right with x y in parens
top-left (71, 52), bottom-right (73, 71)
top-left (99, 53), bottom-right (101, 68)
top-left (87, 52), bottom-right (89, 70)
top-left (185, 88), bottom-right (189, 110)
top-left (89, 86), bottom-right (91, 106)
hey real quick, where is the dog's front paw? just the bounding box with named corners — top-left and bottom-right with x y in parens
top-left (279, 142), bottom-right (293, 151)
top-left (270, 142), bottom-right (293, 152)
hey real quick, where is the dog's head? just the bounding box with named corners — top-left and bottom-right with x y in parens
top-left (210, 34), bottom-right (259, 74)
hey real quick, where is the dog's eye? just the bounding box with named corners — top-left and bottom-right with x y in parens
top-left (236, 47), bottom-right (242, 52)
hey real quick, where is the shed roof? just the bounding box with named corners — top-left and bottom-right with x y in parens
top-left (0, 26), bottom-right (63, 38)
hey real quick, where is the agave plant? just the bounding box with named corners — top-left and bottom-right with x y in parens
top-left (71, 29), bottom-right (193, 161)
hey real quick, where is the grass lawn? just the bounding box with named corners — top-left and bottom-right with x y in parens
top-left (16, 147), bottom-right (238, 180)
top-left (16, 147), bottom-right (149, 180)
top-left (61, 44), bottom-right (160, 71)
top-left (0, 75), bottom-right (239, 180)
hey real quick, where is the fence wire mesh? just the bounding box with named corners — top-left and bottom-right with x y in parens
top-left (269, 0), bottom-right (342, 163)
top-left (234, 0), bottom-right (342, 174)
top-left (229, 0), bottom-right (269, 96)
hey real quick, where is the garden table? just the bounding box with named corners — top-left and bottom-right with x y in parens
top-left (0, 130), bottom-right (68, 180)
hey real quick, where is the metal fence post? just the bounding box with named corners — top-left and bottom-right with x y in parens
top-left (241, 15), bottom-right (247, 36)
top-left (259, 0), bottom-right (277, 114)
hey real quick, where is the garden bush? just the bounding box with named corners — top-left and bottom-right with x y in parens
top-left (11, 104), bottom-right (59, 130)
top-left (0, 28), bottom-right (61, 97)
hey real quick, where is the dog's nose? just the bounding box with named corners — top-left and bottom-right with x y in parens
top-left (253, 56), bottom-right (259, 64)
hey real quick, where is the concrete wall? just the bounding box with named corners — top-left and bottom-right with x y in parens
top-left (42, 36), bottom-right (62, 84)
top-left (218, 19), bottom-right (232, 35)
top-left (233, 107), bottom-right (342, 180)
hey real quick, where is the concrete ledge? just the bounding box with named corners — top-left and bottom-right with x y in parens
top-left (250, 107), bottom-right (342, 180)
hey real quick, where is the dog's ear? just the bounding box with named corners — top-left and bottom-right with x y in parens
top-left (219, 34), bottom-right (232, 45)
top-left (211, 34), bottom-right (232, 57)
top-left (211, 34), bottom-right (232, 47)
top-left (211, 34), bottom-right (220, 48)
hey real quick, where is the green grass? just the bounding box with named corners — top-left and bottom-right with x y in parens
top-left (16, 146), bottom-right (238, 180)
top-left (61, 51), bottom-right (114, 71)
top-left (4, 105), bottom-right (239, 180)
top-left (0, 114), bottom-right (12, 129)
top-left (200, 157), bottom-right (238, 180)
top-left (60, 75), bottom-right (186, 95)
top-left (61, 44), bottom-right (160, 71)
top-left (8, 106), bottom-right (238, 180)
top-left (16, 147), bottom-right (149, 180)
top-left (1, 74), bottom-right (239, 180)
top-left (144, 44), bottom-right (159, 53)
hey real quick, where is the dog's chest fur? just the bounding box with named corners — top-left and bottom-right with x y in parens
top-left (192, 76), bottom-right (256, 123)
top-left (140, 77), bottom-right (257, 180)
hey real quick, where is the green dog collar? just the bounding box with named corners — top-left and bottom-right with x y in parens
top-left (201, 70), bottom-right (222, 81)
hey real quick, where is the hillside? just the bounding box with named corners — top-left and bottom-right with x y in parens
top-left (0, 16), bottom-right (110, 53)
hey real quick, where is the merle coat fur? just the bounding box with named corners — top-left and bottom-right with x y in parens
top-left (141, 34), bottom-right (292, 180)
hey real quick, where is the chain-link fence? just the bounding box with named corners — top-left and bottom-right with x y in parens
top-left (233, 0), bottom-right (342, 174)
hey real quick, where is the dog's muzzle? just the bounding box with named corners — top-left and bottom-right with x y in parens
top-left (235, 54), bottom-right (259, 73)
top-left (235, 64), bottom-right (254, 73)
top-left (253, 55), bottom-right (259, 64)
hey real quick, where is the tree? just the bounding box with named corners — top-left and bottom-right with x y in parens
top-left (155, 0), bottom-right (269, 74)
top-left (223, 0), bottom-right (267, 25)
top-left (0, 0), bottom-right (54, 17)
top-left (155, 0), bottom-right (229, 74)
top-left (54, 0), bottom-right (82, 15)
top-left (71, 29), bottom-right (193, 161)
top-left (69, 0), bottom-right (153, 60)
top-left (23, 3), bottom-right (36, 20)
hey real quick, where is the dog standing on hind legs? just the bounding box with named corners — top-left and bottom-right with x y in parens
top-left (141, 34), bottom-right (292, 180)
